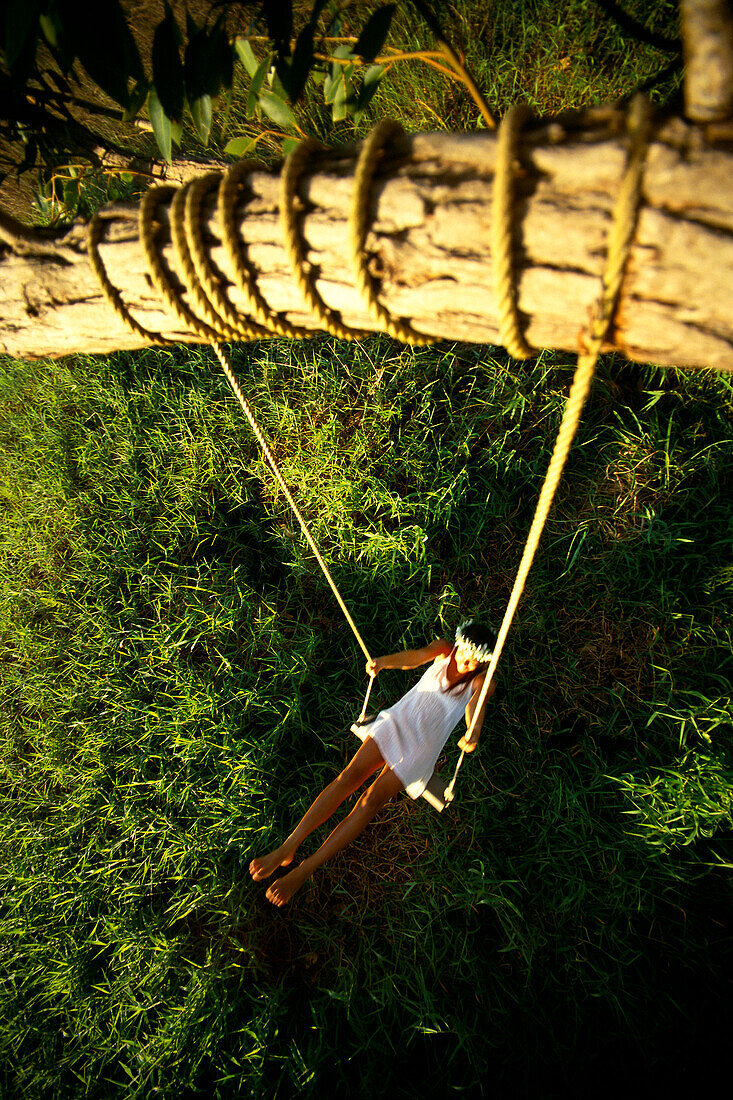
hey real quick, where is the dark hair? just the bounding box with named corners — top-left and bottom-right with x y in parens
top-left (443, 624), bottom-right (496, 695)
top-left (455, 620), bottom-right (498, 659)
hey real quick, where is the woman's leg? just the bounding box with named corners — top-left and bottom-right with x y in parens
top-left (249, 735), bottom-right (386, 881)
top-left (265, 764), bottom-right (405, 907)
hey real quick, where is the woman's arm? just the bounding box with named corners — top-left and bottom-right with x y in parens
top-left (457, 674), bottom-right (496, 753)
top-left (365, 638), bottom-right (452, 677)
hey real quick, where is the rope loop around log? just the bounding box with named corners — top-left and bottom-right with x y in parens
top-left (349, 119), bottom-right (432, 346)
top-left (139, 184), bottom-right (223, 344)
top-left (87, 122), bottom-right (438, 348)
top-left (491, 104), bottom-right (535, 360)
top-left (169, 177), bottom-right (239, 341)
top-left (87, 207), bottom-right (167, 346)
top-left (181, 172), bottom-right (268, 341)
top-left (218, 159), bottom-right (310, 339)
top-left (279, 138), bottom-right (372, 342)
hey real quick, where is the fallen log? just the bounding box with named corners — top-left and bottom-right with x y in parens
top-left (1, 106), bottom-right (731, 370)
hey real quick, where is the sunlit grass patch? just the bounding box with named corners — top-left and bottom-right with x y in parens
top-left (615, 748), bottom-right (733, 854)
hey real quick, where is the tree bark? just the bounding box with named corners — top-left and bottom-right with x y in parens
top-left (1, 109), bottom-right (732, 370)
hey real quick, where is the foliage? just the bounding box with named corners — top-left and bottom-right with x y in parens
top-left (0, 0), bottom-right (683, 185)
top-left (0, 0), bottom-right (401, 173)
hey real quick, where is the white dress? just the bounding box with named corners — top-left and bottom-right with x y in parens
top-left (366, 653), bottom-right (474, 799)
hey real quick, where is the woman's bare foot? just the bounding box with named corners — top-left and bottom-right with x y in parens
top-left (265, 866), bottom-right (308, 907)
top-left (249, 846), bottom-right (295, 881)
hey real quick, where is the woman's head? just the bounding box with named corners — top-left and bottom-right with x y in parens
top-left (454, 619), bottom-right (497, 674)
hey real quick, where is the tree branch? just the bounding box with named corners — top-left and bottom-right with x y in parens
top-left (1, 117), bottom-right (731, 369)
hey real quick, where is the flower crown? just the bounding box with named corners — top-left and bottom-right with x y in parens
top-left (455, 619), bottom-right (495, 663)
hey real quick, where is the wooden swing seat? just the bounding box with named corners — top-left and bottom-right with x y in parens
top-left (350, 717), bottom-right (449, 812)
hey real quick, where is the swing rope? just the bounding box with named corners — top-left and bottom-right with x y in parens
top-left (87, 99), bottom-right (651, 801)
top-left (444, 95), bottom-right (651, 802)
top-left (90, 163), bottom-right (376, 666)
top-left (87, 120), bottom-right (433, 673)
top-left (210, 340), bottom-right (372, 665)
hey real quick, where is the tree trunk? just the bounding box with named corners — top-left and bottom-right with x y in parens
top-left (1, 109), bottom-right (732, 370)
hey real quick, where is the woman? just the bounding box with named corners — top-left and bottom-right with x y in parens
top-left (249, 620), bottom-right (497, 906)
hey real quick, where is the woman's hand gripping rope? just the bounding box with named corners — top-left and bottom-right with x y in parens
top-left (457, 675), bottom-right (496, 754)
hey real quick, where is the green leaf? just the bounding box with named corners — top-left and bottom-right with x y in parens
top-left (286, 22), bottom-right (314, 102)
top-left (152, 1), bottom-right (185, 122)
top-left (190, 93), bottom-right (212, 145)
top-left (122, 79), bottom-right (150, 123)
top-left (308, 0), bottom-right (330, 27)
top-left (246, 57), bottom-right (269, 118)
top-left (208, 16), bottom-right (234, 95)
top-left (263, 0), bottom-right (292, 59)
top-left (185, 16), bottom-right (230, 103)
top-left (281, 43), bottom-right (318, 100)
top-left (224, 135), bottom-right (260, 157)
top-left (38, 11), bottom-right (58, 49)
top-left (363, 62), bottom-right (386, 89)
top-left (323, 68), bottom-right (343, 105)
top-left (352, 63), bottom-right (385, 123)
top-left (282, 137), bottom-right (300, 155)
top-left (184, 12), bottom-right (205, 97)
top-left (332, 43), bottom-right (355, 60)
top-left (62, 176), bottom-right (79, 210)
top-left (325, 45), bottom-right (353, 106)
top-left (354, 4), bottom-right (396, 61)
top-left (273, 56), bottom-right (293, 100)
top-left (257, 89), bottom-right (297, 129)
top-left (270, 69), bottom-right (289, 102)
top-left (148, 87), bottom-right (172, 164)
top-left (235, 37), bottom-right (259, 78)
top-left (332, 76), bottom-right (347, 122)
top-left (5, 0), bottom-right (40, 70)
top-left (57, 0), bottom-right (143, 106)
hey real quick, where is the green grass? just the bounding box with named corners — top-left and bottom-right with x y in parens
top-left (2, 1), bottom-right (732, 1096)
top-left (1, 339), bottom-right (731, 1097)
